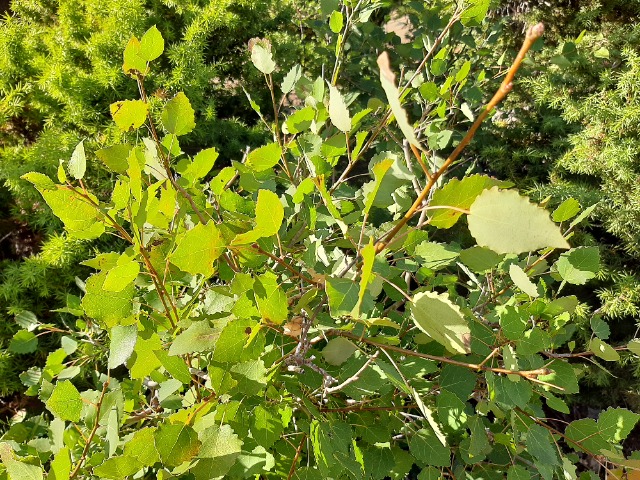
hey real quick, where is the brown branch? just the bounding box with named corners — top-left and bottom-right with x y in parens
top-left (375, 23), bottom-right (545, 254)
top-left (69, 374), bottom-right (110, 480)
top-left (328, 329), bottom-right (563, 390)
top-left (286, 433), bottom-right (307, 480)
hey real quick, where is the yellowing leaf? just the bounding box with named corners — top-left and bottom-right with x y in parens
top-left (246, 143), bottom-right (282, 172)
top-left (139, 25), bottom-right (164, 62)
top-left (468, 187), bottom-right (570, 254)
top-left (410, 291), bottom-right (471, 354)
top-left (110, 100), bottom-right (148, 132)
top-left (170, 222), bottom-right (225, 278)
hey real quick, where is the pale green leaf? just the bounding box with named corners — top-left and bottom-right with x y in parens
top-left (161, 92), bottom-right (195, 136)
top-left (410, 291), bottom-right (471, 354)
top-left (363, 159), bottom-right (393, 215)
top-left (170, 222), bottom-right (225, 278)
top-left (68, 140), bottom-right (86, 180)
top-left (154, 423), bottom-right (201, 467)
top-left (328, 84), bottom-right (351, 132)
top-left (627, 339), bottom-right (640, 356)
top-left (509, 264), bottom-right (539, 297)
top-left (108, 325), bottom-right (137, 369)
top-left (461, 0), bottom-right (490, 25)
top-left (468, 187), bottom-right (570, 254)
top-left (281, 64), bottom-right (302, 93)
top-left (110, 100), bottom-right (148, 132)
top-left (93, 456), bottom-right (143, 480)
top-left (139, 25), bottom-right (164, 62)
top-left (233, 189), bottom-right (283, 244)
top-left (192, 424), bottom-right (243, 479)
top-left (326, 277), bottom-right (359, 317)
top-left (46, 380), bottom-right (83, 422)
top-left (323, 337), bottom-right (358, 365)
top-left (95, 144), bottom-right (132, 174)
top-left (130, 332), bottom-right (162, 379)
top-left (246, 143), bottom-right (282, 172)
top-left (429, 175), bottom-right (503, 229)
top-left (169, 321), bottom-right (219, 356)
top-left (556, 247), bottom-right (600, 285)
top-left (590, 338), bottom-right (620, 361)
top-left (377, 52), bottom-right (420, 148)
top-left (284, 106), bottom-right (315, 134)
top-left (354, 240), bottom-right (376, 315)
top-left (250, 44), bottom-right (275, 74)
top-left (552, 198), bottom-right (581, 222)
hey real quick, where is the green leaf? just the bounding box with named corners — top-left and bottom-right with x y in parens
top-left (49, 447), bottom-right (71, 480)
top-left (9, 330), bottom-right (38, 354)
top-left (284, 106), bottom-right (315, 134)
top-left (231, 360), bottom-right (268, 395)
top-left (233, 189), bottom-right (284, 244)
top-left (354, 240), bottom-right (376, 315)
top-left (526, 424), bottom-right (558, 466)
top-left (429, 175), bottom-right (502, 229)
top-left (250, 43), bottom-right (275, 74)
top-left (95, 144), bottom-right (132, 174)
top-left (516, 327), bottom-right (550, 356)
top-left (323, 337), bottom-right (358, 365)
top-left (507, 465), bottom-right (531, 480)
top-left (556, 247), bottom-right (600, 285)
top-left (498, 306), bottom-right (527, 341)
top-left (246, 143), bottom-right (282, 172)
top-left (213, 318), bottom-right (265, 363)
top-left (46, 380), bottom-right (83, 422)
top-left (192, 424), bottom-right (243, 479)
top-left (589, 338), bottom-right (620, 361)
top-left (410, 291), bottom-right (471, 354)
top-left (123, 427), bottom-right (160, 466)
top-left (130, 332), bottom-right (162, 379)
top-left (459, 246), bottom-right (503, 272)
top-left (68, 140), bottom-right (86, 180)
top-left (409, 428), bottom-right (451, 466)
top-left (461, 0), bottom-right (490, 25)
top-left (251, 405), bottom-right (284, 449)
top-left (110, 100), bottom-right (148, 132)
top-left (139, 25), bottom-right (164, 62)
top-left (154, 423), bottom-right (201, 467)
top-left (414, 242), bottom-right (460, 270)
top-left (328, 85), bottom-right (351, 132)
top-left (93, 456), bottom-right (143, 480)
top-left (565, 418), bottom-right (611, 454)
top-left (183, 147), bottom-right (219, 182)
top-left (108, 325), bottom-right (137, 370)
top-left (594, 47), bottom-right (610, 59)
top-left (377, 52), bottom-right (420, 148)
top-left (486, 373), bottom-right (531, 409)
top-left (538, 360), bottom-right (579, 394)
top-left (598, 408), bottom-right (640, 443)
top-left (153, 350), bottom-right (192, 384)
top-left (468, 187), bottom-right (570, 254)
top-left (509, 264), bottom-right (539, 297)
top-left (169, 321), bottom-right (219, 356)
top-left (329, 10), bottom-right (344, 33)
top-left (103, 257), bottom-right (140, 292)
top-left (591, 316), bottom-right (610, 340)
top-left (170, 222), bottom-right (225, 278)
top-left (552, 198), bottom-right (581, 222)
top-left (254, 272), bottom-right (289, 324)
top-left (22, 174), bottom-right (105, 239)
top-left (82, 271), bottom-right (134, 328)
top-left (326, 277), bottom-right (360, 317)
top-left (363, 158), bottom-right (394, 215)
top-left (122, 36), bottom-right (147, 76)
top-left (628, 339), bottom-right (640, 356)
top-left (161, 92), bottom-right (195, 136)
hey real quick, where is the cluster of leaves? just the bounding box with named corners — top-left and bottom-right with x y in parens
top-left (3, 2), bottom-right (640, 480)
top-left (0, 0), bottom-right (305, 397)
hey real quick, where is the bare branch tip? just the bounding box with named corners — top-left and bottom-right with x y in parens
top-left (527, 22), bottom-right (545, 40)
